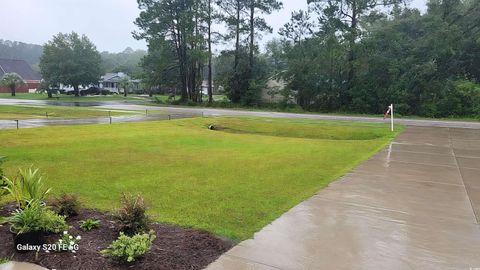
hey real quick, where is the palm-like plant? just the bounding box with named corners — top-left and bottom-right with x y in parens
top-left (0, 73), bottom-right (26, 97)
top-left (2, 167), bottom-right (51, 209)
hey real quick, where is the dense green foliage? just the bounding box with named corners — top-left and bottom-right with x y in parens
top-left (135, 0), bottom-right (282, 104)
top-left (276, 0), bottom-right (480, 117)
top-left (101, 231), bottom-right (156, 263)
top-left (135, 0), bottom-right (209, 101)
top-left (40, 32), bottom-right (102, 97)
top-left (7, 201), bottom-right (68, 234)
top-left (0, 118), bottom-right (399, 239)
top-left (136, 0), bottom-right (479, 117)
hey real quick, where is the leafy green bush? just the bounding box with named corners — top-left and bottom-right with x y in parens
top-left (101, 231), bottom-right (156, 263)
top-left (79, 218), bottom-right (100, 232)
top-left (7, 201), bottom-right (68, 234)
top-left (113, 193), bottom-right (150, 235)
top-left (153, 96), bottom-right (165, 104)
top-left (50, 193), bottom-right (81, 217)
top-left (3, 167), bottom-right (51, 209)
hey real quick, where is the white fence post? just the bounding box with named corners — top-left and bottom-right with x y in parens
top-left (390, 104), bottom-right (394, 132)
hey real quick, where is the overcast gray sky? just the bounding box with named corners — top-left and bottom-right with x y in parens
top-left (1, 0), bottom-right (427, 53)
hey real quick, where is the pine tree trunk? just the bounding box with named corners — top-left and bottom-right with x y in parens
top-left (249, 2), bottom-right (255, 72)
top-left (234, 0), bottom-right (241, 70)
top-left (207, 0), bottom-right (213, 103)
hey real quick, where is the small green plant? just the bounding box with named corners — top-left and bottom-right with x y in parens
top-left (7, 200), bottom-right (68, 234)
top-left (50, 193), bottom-right (81, 217)
top-left (53, 231), bottom-right (81, 253)
top-left (3, 167), bottom-right (51, 209)
top-left (79, 218), bottom-right (100, 231)
top-left (0, 255), bottom-right (12, 264)
top-left (101, 231), bottom-right (156, 263)
top-left (113, 193), bottom-right (150, 235)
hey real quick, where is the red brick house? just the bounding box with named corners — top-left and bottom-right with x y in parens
top-left (0, 58), bottom-right (42, 93)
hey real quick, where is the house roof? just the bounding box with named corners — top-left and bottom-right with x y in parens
top-left (101, 72), bottom-right (130, 82)
top-left (0, 58), bottom-right (42, 81)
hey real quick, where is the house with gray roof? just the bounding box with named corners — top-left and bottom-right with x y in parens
top-left (99, 72), bottom-right (140, 94)
top-left (0, 58), bottom-right (42, 93)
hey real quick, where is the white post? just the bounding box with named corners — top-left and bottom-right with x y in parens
top-left (390, 104), bottom-right (394, 132)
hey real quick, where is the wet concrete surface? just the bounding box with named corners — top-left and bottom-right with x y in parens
top-left (0, 262), bottom-right (47, 270)
top-left (2, 98), bottom-right (480, 129)
top-left (206, 127), bottom-right (480, 270)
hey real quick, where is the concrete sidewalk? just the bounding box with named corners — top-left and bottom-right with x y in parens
top-left (206, 127), bottom-right (480, 270)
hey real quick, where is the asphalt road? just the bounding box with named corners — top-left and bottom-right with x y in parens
top-left (107, 104), bottom-right (480, 129)
top-left (1, 98), bottom-right (480, 129)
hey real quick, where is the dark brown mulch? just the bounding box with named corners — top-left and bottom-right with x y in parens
top-left (0, 205), bottom-right (233, 270)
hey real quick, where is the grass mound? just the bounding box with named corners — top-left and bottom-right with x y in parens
top-left (206, 117), bottom-right (395, 140)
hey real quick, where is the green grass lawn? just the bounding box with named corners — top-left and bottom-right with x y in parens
top-left (0, 93), bottom-right (149, 102)
top-left (0, 105), bottom-right (137, 119)
top-left (0, 117), bottom-right (401, 240)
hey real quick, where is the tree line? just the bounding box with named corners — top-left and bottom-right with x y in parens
top-left (0, 40), bottom-right (43, 65)
top-left (135, 0), bottom-right (282, 104)
top-left (138, 0), bottom-right (480, 118)
top-left (275, 0), bottom-right (480, 117)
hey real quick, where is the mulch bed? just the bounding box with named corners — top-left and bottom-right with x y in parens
top-left (0, 205), bottom-right (233, 270)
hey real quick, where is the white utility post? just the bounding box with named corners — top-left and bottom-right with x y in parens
top-left (390, 104), bottom-right (394, 132)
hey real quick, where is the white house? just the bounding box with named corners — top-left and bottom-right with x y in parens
top-left (100, 72), bottom-right (132, 94)
top-left (58, 72), bottom-right (140, 94)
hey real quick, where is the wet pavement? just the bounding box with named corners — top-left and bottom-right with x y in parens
top-left (0, 114), bottom-right (198, 129)
top-left (206, 126), bottom-right (480, 270)
top-left (0, 262), bottom-right (47, 270)
top-left (2, 98), bottom-right (480, 129)
top-left (99, 104), bottom-right (480, 129)
top-left (0, 98), bottom-right (143, 107)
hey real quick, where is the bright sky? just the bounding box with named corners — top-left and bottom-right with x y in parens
top-left (0, 0), bottom-right (427, 53)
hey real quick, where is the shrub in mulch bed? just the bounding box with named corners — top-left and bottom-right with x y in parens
top-left (0, 204), bottom-right (233, 270)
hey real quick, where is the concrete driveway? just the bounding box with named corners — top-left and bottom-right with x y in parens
top-left (206, 126), bottom-right (480, 270)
